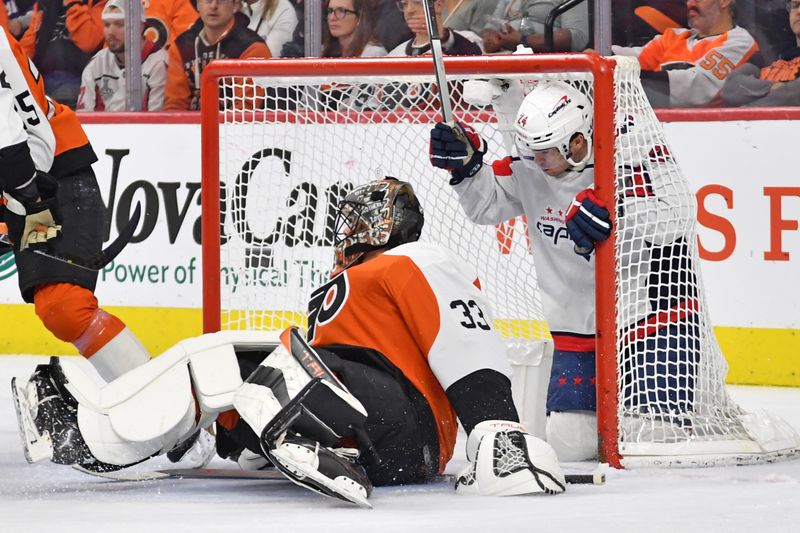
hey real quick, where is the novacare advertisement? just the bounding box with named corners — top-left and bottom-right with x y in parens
top-left (1, 119), bottom-right (797, 385)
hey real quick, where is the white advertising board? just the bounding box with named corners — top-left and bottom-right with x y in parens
top-left (1, 121), bottom-right (797, 331)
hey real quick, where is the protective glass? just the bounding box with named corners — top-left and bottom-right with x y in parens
top-left (395, 0), bottom-right (424, 12)
top-left (327, 7), bottom-right (359, 20)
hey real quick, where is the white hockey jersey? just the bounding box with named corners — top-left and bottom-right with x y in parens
top-left (77, 42), bottom-right (168, 112)
top-left (0, 27), bottom-right (56, 180)
top-left (0, 56), bottom-right (36, 190)
top-left (453, 156), bottom-right (597, 351)
top-left (308, 241), bottom-right (513, 472)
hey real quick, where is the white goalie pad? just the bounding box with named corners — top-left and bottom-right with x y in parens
top-left (57, 331), bottom-right (280, 462)
top-left (77, 398), bottom-right (196, 465)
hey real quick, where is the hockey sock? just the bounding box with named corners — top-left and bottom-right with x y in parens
top-left (34, 283), bottom-right (150, 381)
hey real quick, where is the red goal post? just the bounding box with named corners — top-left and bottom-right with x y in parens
top-left (199, 55), bottom-right (799, 469)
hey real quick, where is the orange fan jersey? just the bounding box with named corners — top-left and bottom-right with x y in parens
top-left (0, 27), bottom-right (96, 177)
top-left (621, 26), bottom-right (758, 106)
top-left (308, 241), bottom-right (512, 473)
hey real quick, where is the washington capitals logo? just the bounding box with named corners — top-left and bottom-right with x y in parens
top-left (548, 95), bottom-right (571, 118)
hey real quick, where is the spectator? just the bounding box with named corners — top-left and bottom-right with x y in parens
top-left (164, 0), bottom-right (270, 111)
top-left (440, 0), bottom-right (495, 37)
top-left (612, 0), bottom-right (759, 107)
top-left (240, 0), bottom-right (297, 57)
top-left (481, 0), bottom-right (590, 53)
top-left (277, 0), bottom-right (303, 57)
top-left (388, 0), bottom-right (481, 56)
top-left (20, 0), bottom-right (107, 109)
top-left (375, 0), bottom-right (411, 51)
top-left (77, 0), bottom-right (168, 112)
top-left (322, 0), bottom-right (385, 57)
top-left (144, 0), bottom-right (199, 50)
top-left (720, 0), bottom-right (800, 106)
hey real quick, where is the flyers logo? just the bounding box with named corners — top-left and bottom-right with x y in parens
top-left (548, 95), bottom-right (571, 118)
top-left (307, 272), bottom-right (349, 342)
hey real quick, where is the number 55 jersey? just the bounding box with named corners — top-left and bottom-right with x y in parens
top-left (308, 241), bottom-right (512, 471)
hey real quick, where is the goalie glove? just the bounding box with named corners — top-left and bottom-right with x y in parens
top-left (3, 171), bottom-right (61, 251)
top-left (456, 420), bottom-right (566, 496)
top-left (565, 188), bottom-right (611, 260)
top-left (429, 121), bottom-right (487, 185)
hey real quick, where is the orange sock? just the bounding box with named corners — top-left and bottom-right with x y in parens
top-left (35, 283), bottom-right (150, 381)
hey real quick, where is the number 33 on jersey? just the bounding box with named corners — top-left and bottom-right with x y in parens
top-left (308, 240), bottom-right (512, 467)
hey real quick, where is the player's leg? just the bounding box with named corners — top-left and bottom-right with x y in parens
top-left (545, 348), bottom-right (598, 461)
top-left (315, 346), bottom-right (441, 486)
top-left (233, 329), bottom-right (374, 506)
top-left (15, 330), bottom-right (250, 469)
top-left (620, 319), bottom-right (699, 440)
top-left (14, 167), bottom-right (150, 381)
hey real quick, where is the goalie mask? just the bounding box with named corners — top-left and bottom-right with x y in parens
top-left (514, 80), bottom-right (593, 172)
top-left (332, 178), bottom-right (424, 274)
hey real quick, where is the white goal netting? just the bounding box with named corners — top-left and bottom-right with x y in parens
top-left (202, 55), bottom-right (799, 467)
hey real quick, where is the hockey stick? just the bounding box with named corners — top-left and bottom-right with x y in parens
top-left (0, 203), bottom-right (141, 272)
top-left (422, 0), bottom-right (453, 123)
top-left (73, 465), bottom-right (606, 485)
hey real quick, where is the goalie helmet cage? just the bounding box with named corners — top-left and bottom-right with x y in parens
top-left (200, 55), bottom-right (800, 469)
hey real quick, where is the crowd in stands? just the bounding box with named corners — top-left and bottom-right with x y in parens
top-left (0, 0), bottom-right (797, 111)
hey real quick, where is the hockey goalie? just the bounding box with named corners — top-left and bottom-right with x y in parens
top-left (12, 178), bottom-right (566, 508)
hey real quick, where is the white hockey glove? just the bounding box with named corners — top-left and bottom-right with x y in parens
top-left (3, 171), bottom-right (61, 251)
top-left (456, 420), bottom-right (566, 496)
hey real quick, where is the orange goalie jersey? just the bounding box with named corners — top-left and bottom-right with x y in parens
top-left (308, 241), bottom-right (513, 472)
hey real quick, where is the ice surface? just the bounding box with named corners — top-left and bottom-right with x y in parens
top-left (2, 356), bottom-right (799, 532)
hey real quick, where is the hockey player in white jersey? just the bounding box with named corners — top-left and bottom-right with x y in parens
top-left (12, 178), bottom-right (566, 507)
top-left (430, 81), bottom-right (607, 461)
top-left (429, 79), bottom-right (702, 462)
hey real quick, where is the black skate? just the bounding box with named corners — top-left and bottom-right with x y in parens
top-left (11, 358), bottom-right (130, 472)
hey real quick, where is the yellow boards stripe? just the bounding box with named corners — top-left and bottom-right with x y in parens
top-left (1, 304), bottom-right (797, 387)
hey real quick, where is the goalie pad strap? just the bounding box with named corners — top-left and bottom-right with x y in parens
top-left (233, 328), bottom-right (368, 454)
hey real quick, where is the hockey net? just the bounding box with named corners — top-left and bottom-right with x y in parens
top-left (200, 55), bottom-right (799, 468)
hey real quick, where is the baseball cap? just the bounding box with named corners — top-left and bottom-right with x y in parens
top-left (102, 0), bottom-right (147, 23)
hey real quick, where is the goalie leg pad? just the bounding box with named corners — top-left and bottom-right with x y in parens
top-left (268, 434), bottom-right (373, 508)
top-left (456, 420), bottom-right (566, 496)
top-left (11, 360), bottom-right (147, 470)
top-left (233, 328), bottom-right (367, 451)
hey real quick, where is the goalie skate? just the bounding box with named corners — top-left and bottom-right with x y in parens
top-left (267, 435), bottom-right (373, 509)
top-left (11, 375), bottom-right (53, 463)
